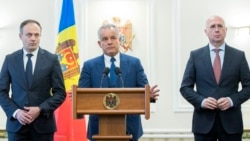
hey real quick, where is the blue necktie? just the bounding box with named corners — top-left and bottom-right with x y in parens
top-left (26, 54), bottom-right (33, 87)
top-left (109, 57), bottom-right (116, 87)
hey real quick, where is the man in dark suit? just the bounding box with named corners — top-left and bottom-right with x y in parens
top-left (180, 15), bottom-right (250, 141)
top-left (0, 19), bottom-right (66, 141)
top-left (78, 23), bottom-right (159, 141)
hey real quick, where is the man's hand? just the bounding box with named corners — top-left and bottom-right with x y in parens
top-left (150, 84), bottom-right (160, 101)
top-left (16, 109), bottom-right (33, 125)
top-left (217, 97), bottom-right (231, 111)
top-left (203, 97), bottom-right (218, 110)
top-left (16, 106), bottom-right (41, 125)
top-left (203, 97), bottom-right (232, 111)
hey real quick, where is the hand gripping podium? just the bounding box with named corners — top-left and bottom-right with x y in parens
top-left (72, 84), bottom-right (150, 141)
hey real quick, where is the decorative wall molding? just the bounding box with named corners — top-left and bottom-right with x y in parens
top-left (141, 129), bottom-right (250, 139)
top-left (172, 0), bottom-right (193, 113)
top-left (142, 129), bottom-right (193, 138)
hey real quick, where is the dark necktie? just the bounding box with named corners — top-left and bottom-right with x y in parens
top-left (26, 54), bottom-right (33, 87)
top-left (109, 57), bottom-right (116, 87)
top-left (213, 49), bottom-right (221, 84)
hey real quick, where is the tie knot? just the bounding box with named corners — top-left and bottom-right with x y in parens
top-left (110, 57), bottom-right (115, 63)
top-left (26, 54), bottom-right (33, 58)
top-left (213, 49), bottom-right (221, 54)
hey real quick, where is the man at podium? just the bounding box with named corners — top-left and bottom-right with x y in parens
top-left (78, 23), bottom-right (159, 141)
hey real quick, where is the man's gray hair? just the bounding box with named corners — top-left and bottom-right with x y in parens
top-left (97, 24), bottom-right (120, 39)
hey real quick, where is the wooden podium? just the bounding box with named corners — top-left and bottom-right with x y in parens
top-left (72, 84), bottom-right (150, 141)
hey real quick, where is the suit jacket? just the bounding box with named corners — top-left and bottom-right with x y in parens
top-left (0, 48), bottom-right (66, 133)
top-left (78, 53), bottom-right (149, 140)
top-left (180, 44), bottom-right (250, 134)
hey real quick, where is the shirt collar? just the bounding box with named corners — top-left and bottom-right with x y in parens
top-left (104, 52), bottom-right (120, 62)
top-left (23, 47), bottom-right (39, 56)
top-left (209, 43), bottom-right (225, 51)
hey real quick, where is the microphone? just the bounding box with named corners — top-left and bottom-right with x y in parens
top-left (115, 67), bottom-right (124, 87)
top-left (100, 67), bottom-right (110, 87)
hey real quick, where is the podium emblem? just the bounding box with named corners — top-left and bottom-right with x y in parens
top-left (103, 93), bottom-right (120, 110)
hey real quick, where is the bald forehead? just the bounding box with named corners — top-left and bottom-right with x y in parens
top-left (206, 16), bottom-right (225, 28)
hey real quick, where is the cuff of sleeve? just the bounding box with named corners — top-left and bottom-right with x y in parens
top-left (201, 99), bottom-right (206, 108)
top-left (227, 97), bottom-right (233, 107)
top-left (13, 109), bottom-right (20, 119)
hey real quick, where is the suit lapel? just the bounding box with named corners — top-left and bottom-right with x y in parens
top-left (95, 55), bottom-right (107, 87)
top-left (220, 45), bottom-right (232, 84)
top-left (16, 50), bottom-right (29, 88)
top-left (203, 45), bottom-right (218, 84)
top-left (119, 54), bottom-right (128, 84)
top-left (31, 48), bottom-right (44, 88)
